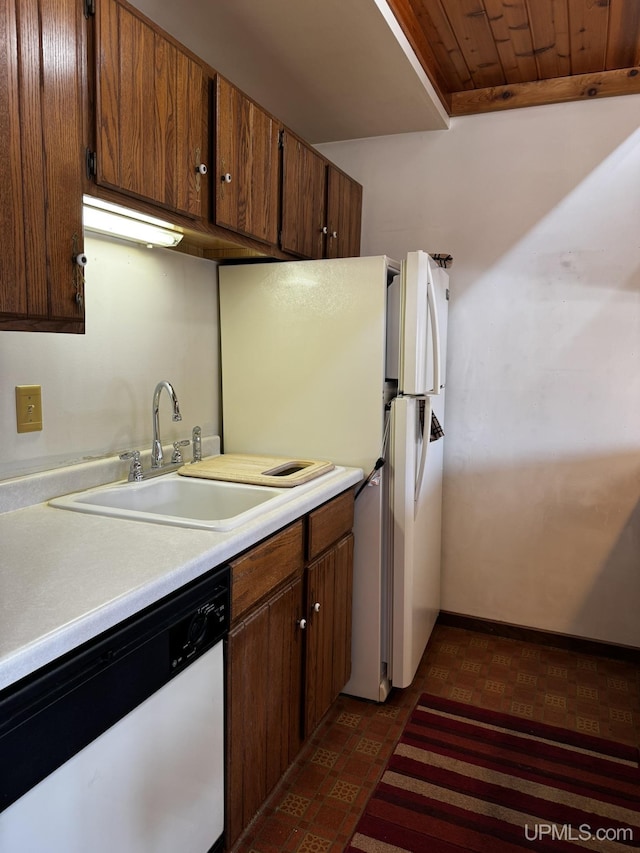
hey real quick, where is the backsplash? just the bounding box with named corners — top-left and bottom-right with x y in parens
top-left (0, 234), bottom-right (220, 483)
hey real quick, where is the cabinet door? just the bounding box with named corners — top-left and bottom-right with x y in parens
top-left (96, 0), bottom-right (205, 218)
top-left (39, 0), bottom-right (87, 322)
top-left (280, 131), bottom-right (326, 259)
top-left (326, 165), bottom-right (362, 259)
top-left (215, 76), bottom-right (279, 245)
top-left (0, 0), bottom-right (26, 316)
top-left (305, 533), bottom-right (354, 737)
top-left (226, 577), bottom-right (303, 848)
top-left (0, 0), bottom-right (85, 330)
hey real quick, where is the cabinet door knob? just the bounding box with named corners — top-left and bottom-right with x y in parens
top-left (297, 618), bottom-right (307, 630)
top-left (331, 231), bottom-right (338, 239)
top-left (196, 163), bottom-right (208, 175)
top-left (313, 602), bottom-right (321, 613)
top-left (321, 226), bottom-right (328, 234)
top-left (221, 172), bottom-right (232, 183)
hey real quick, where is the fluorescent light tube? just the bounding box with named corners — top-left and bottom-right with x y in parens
top-left (82, 196), bottom-right (184, 248)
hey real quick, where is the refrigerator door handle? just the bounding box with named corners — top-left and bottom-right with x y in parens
top-left (414, 397), bottom-right (430, 506)
top-left (426, 263), bottom-right (441, 395)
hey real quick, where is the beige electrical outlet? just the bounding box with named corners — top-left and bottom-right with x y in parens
top-left (16, 385), bottom-right (43, 433)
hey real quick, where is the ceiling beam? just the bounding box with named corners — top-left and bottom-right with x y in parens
top-left (452, 67), bottom-right (640, 116)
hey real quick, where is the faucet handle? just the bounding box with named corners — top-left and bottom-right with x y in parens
top-left (120, 450), bottom-right (143, 482)
top-left (171, 439), bottom-right (190, 464)
top-left (192, 425), bottom-right (202, 462)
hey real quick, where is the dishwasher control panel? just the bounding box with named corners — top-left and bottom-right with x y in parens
top-left (169, 582), bottom-right (228, 672)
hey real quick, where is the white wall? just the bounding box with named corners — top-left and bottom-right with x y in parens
top-left (0, 236), bottom-right (220, 480)
top-left (318, 95), bottom-right (640, 648)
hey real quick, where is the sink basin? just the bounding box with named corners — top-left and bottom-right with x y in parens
top-left (50, 473), bottom-right (293, 531)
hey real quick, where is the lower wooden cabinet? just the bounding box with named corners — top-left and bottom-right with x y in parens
top-left (226, 576), bottom-right (304, 846)
top-left (305, 533), bottom-right (354, 737)
top-left (225, 489), bottom-right (355, 849)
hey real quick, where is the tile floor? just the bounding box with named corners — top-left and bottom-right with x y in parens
top-left (230, 621), bottom-right (640, 853)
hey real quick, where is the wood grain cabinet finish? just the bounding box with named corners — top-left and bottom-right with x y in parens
top-left (280, 130), bottom-right (363, 260)
top-left (226, 521), bottom-right (305, 847)
top-left (280, 130), bottom-right (327, 259)
top-left (307, 487), bottom-right (355, 562)
top-left (230, 521), bottom-right (304, 622)
top-left (0, 0), bottom-right (85, 332)
top-left (215, 76), bottom-right (280, 245)
top-left (326, 165), bottom-right (363, 259)
top-left (226, 576), bottom-right (304, 848)
top-left (225, 489), bottom-right (355, 848)
top-left (304, 532), bottom-right (354, 737)
top-left (95, 0), bottom-right (206, 218)
top-left (0, 0), bottom-right (363, 315)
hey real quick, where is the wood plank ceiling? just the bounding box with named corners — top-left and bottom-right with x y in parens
top-left (386, 0), bottom-right (640, 115)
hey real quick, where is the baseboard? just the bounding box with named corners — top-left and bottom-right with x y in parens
top-left (437, 611), bottom-right (640, 665)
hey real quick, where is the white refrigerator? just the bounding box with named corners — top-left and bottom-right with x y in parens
top-left (218, 251), bottom-right (449, 701)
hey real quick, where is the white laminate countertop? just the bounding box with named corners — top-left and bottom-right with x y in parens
top-left (0, 455), bottom-right (362, 692)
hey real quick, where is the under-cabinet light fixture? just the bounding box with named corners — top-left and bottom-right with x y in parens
top-left (82, 196), bottom-right (184, 248)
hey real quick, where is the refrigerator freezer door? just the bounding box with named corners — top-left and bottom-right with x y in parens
top-left (400, 252), bottom-right (442, 396)
top-left (389, 395), bottom-right (443, 688)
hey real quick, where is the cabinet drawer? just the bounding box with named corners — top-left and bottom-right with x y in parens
top-left (306, 489), bottom-right (355, 562)
top-left (231, 521), bottom-right (304, 621)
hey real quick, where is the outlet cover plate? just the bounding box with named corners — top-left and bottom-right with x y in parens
top-left (16, 385), bottom-right (43, 433)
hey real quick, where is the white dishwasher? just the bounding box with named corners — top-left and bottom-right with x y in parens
top-left (0, 564), bottom-right (229, 853)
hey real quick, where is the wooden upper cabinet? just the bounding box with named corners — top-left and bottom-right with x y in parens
top-left (95, 0), bottom-right (206, 218)
top-left (280, 131), bottom-right (363, 260)
top-left (280, 131), bottom-right (326, 259)
top-left (214, 76), bottom-right (280, 245)
top-left (326, 165), bottom-right (363, 259)
top-left (0, 0), bottom-right (26, 318)
top-left (0, 0), bottom-right (85, 332)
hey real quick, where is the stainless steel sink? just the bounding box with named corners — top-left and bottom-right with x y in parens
top-left (49, 473), bottom-right (293, 531)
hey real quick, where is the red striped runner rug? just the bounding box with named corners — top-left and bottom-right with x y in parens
top-left (347, 694), bottom-right (640, 852)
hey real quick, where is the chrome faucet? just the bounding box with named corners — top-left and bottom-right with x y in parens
top-left (151, 380), bottom-right (182, 468)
